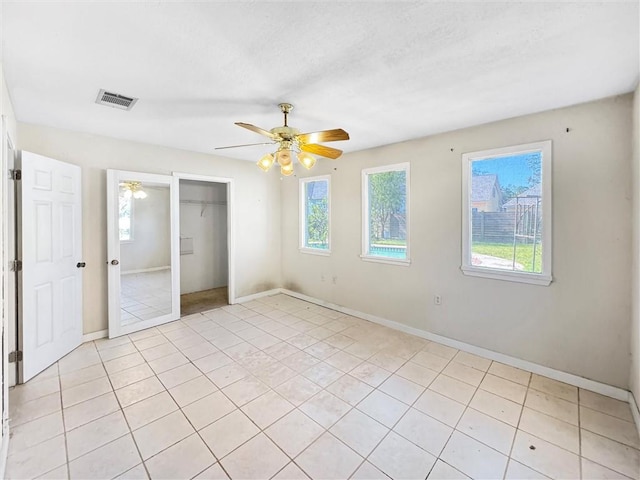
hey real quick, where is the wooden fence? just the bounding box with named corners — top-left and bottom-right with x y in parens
top-left (472, 200), bottom-right (541, 244)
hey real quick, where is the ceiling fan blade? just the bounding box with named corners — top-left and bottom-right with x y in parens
top-left (215, 142), bottom-right (276, 150)
top-left (300, 143), bottom-right (343, 159)
top-left (297, 128), bottom-right (349, 144)
top-left (235, 122), bottom-right (276, 139)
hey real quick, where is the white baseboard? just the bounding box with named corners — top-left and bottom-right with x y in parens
top-left (630, 392), bottom-right (640, 438)
top-left (83, 329), bottom-right (108, 342)
top-left (81, 287), bottom-right (278, 341)
top-left (121, 266), bottom-right (170, 275)
top-left (233, 289), bottom-right (282, 305)
top-left (279, 288), bottom-right (631, 402)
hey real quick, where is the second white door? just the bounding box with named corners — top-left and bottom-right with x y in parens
top-left (107, 170), bottom-right (180, 338)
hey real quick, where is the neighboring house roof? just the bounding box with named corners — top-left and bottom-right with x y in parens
top-left (471, 174), bottom-right (500, 202)
top-left (503, 184), bottom-right (541, 208)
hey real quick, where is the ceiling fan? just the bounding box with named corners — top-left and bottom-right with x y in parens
top-left (215, 103), bottom-right (350, 176)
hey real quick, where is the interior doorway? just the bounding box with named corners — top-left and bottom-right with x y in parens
top-left (177, 176), bottom-right (232, 314)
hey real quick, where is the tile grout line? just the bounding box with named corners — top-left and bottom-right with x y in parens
top-left (121, 303), bottom-right (330, 477)
top-left (441, 353), bottom-right (496, 478)
top-left (32, 363), bottom-right (68, 479)
top-left (10, 294), bottom-right (639, 480)
top-left (29, 319), bottom-right (474, 477)
top-left (503, 365), bottom-right (539, 479)
top-left (56, 362), bottom-right (72, 480)
top-left (132, 317), bottom-right (230, 477)
top-left (101, 335), bottom-right (158, 480)
top-left (399, 354), bottom-right (452, 475)
top-left (157, 316), bottom-right (249, 480)
top-left (208, 302), bottom-right (392, 478)
top-left (578, 387), bottom-right (583, 480)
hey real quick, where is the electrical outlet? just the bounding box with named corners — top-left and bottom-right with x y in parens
top-left (434, 295), bottom-right (442, 305)
top-left (332, 276), bottom-right (338, 285)
top-left (321, 274), bottom-right (325, 282)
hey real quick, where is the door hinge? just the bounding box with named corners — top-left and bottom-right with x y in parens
top-left (9, 169), bottom-right (21, 181)
top-left (8, 351), bottom-right (22, 363)
top-left (10, 260), bottom-right (22, 272)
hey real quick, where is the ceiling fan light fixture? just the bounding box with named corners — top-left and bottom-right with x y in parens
top-left (257, 153), bottom-right (275, 172)
top-left (280, 163), bottom-right (294, 176)
top-left (120, 181), bottom-right (147, 199)
top-left (217, 102), bottom-right (349, 176)
top-left (297, 151), bottom-right (316, 170)
top-left (276, 149), bottom-right (292, 167)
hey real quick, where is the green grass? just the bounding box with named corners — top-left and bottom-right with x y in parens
top-left (371, 238), bottom-right (406, 246)
top-left (472, 242), bottom-right (543, 273)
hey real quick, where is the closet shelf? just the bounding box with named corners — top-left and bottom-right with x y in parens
top-left (179, 200), bottom-right (227, 206)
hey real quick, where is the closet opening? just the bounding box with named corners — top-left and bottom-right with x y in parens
top-left (179, 179), bottom-right (229, 315)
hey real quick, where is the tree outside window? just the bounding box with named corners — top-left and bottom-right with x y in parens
top-left (363, 163), bottom-right (410, 262)
top-left (300, 176), bottom-right (330, 252)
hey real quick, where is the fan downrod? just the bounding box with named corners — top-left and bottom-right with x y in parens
top-left (279, 103), bottom-right (293, 127)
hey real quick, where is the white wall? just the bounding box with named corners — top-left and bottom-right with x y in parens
top-left (631, 83), bottom-right (640, 405)
top-left (17, 123), bottom-right (282, 335)
top-left (179, 180), bottom-right (228, 294)
top-left (282, 94), bottom-right (633, 389)
top-left (121, 186), bottom-right (171, 272)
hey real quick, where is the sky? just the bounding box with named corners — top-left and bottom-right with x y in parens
top-left (472, 151), bottom-right (541, 188)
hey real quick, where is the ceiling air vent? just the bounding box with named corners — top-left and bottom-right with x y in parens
top-left (95, 89), bottom-right (138, 111)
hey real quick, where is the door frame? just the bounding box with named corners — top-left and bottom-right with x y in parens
top-left (1, 117), bottom-right (14, 475)
top-left (0, 115), bottom-right (18, 390)
top-left (3, 127), bottom-right (15, 390)
top-left (172, 172), bottom-right (236, 304)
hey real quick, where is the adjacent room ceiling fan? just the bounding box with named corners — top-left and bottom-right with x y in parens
top-left (215, 103), bottom-right (350, 176)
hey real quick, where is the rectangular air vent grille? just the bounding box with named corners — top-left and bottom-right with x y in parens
top-left (95, 89), bottom-right (138, 111)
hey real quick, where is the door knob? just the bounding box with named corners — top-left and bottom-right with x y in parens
top-left (76, 262), bottom-right (86, 268)
top-left (110, 259), bottom-right (119, 265)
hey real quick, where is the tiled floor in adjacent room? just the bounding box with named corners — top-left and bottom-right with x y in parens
top-left (6, 294), bottom-right (640, 479)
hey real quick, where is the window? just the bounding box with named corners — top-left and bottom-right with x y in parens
top-left (119, 192), bottom-right (133, 241)
top-left (462, 141), bottom-right (552, 285)
top-left (300, 175), bottom-right (330, 254)
top-left (362, 163), bottom-right (410, 264)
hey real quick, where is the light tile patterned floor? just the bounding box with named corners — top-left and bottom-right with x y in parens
top-left (6, 294), bottom-right (640, 479)
top-left (120, 270), bottom-right (172, 326)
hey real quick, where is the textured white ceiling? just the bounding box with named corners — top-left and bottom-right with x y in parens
top-left (2, 1), bottom-right (638, 161)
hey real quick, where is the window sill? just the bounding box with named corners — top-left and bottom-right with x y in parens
top-left (299, 247), bottom-right (331, 257)
top-left (361, 255), bottom-right (411, 267)
top-left (461, 265), bottom-right (552, 286)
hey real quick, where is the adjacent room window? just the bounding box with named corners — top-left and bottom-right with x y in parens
top-left (300, 175), bottom-right (330, 254)
top-left (362, 163), bottom-right (410, 264)
top-left (119, 192), bottom-right (133, 242)
top-left (462, 141), bottom-right (552, 285)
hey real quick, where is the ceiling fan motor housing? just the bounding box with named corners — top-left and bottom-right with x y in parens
top-left (271, 126), bottom-right (299, 142)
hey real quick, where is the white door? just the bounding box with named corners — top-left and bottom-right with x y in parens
top-left (20, 151), bottom-right (83, 382)
top-left (107, 170), bottom-right (180, 338)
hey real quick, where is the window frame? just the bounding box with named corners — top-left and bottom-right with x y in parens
top-left (119, 192), bottom-right (134, 243)
top-left (461, 140), bottom-right (552, 286)
top-left (299, 174), bottom-right (331, 256)
top-left (361, 162), bottom-right (411, 266)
